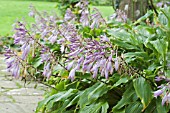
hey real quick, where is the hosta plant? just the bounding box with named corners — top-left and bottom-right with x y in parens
top-left (4, 0), bottom-right (170, 113)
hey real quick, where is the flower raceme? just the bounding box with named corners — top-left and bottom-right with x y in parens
top-left (154, 76), bottom-right (170, 105)
top-left (4, 0), bottom-right (120, 81)
top-left (4, 47), bottom-right (20, 78)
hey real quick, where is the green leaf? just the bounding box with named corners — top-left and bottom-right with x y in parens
top-left (160, 7), bottom-right (170, 28)
top-left (58, 69), bottom-right (69, 78)
top-left (55, 80), bottom-right (65, 91)
top-left (156, 97), bottom-right (166, 113)
top-left (150, 38), bottom-right (168, 59)
top-left (79, 102), bottom-right (107, 113)
top-left (111, 39), bottom-right (139, 50)
top-left (33, 57), bottom-right (42, 68)
top-left (101, 102), bottom-right (109, 113)
top-left (78, 82), bottom-right (110, 108)
top-left (66, 92), bottom-right (80, 108)
top-left (112, 76), bottom-right (129, 87)
top-left (36, 89), bottom-right (77, 112)
top-left (88, 83), bottom-right (110, 103)
top-left (112, 83), bottom-right (138, 111)
top-left (54, 99), bottom-right (70, 113)
top-left (46, 89), bottom-right (77, 110)
top-left (124, 52), bottom-right (149, 60)
top-left (133, 77), bottom-right (153, 110)
top-left (144, 99), bottom-right (156, 113)
top-left (134, 10), bottom-right (153, 25)
top-left (125, 101), bottom-right (143, 113)
top-left (107, 28), bottom-right (131, 41)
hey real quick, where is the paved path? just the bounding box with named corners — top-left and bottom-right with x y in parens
top-left (0, 55), bottom-right (47, 113)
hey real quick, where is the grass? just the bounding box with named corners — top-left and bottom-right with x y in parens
top-left (0, 0), bottom-right (114, 36)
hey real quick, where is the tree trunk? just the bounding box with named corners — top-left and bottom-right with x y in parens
top-left (117, 0), bottom-right (149, 21)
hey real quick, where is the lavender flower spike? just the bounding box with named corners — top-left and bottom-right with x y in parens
top-left (4, 47), bottom-right (21, 78)
top-left (64, 8), bottom-right (76, 21)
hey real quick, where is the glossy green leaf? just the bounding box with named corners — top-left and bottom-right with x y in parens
top-left (79, 102), bottom-right (107, 113)
top-left (150, 38), bottom-right (168, 59)
top-left (133, 77), bottom-right (153, 110)
top-left (66, 93), bottom-right (80, 108)
top-left (124, 52), bottom-right (149, 63)
top-left (156, 97), bottom-right (166, 113)
top-left (125, 101), bottom-right (143, 113)
top-left (111, 39), bottom-right (139, 50)
top-left (144, 99), bottom-right (156, 113)
top-left (46, 89), bottom-right (77, 110)
top-left (134, 10), bottom-right (153, 25)
top-left (78, 82), bottom-right (110, 108)
top-left (88, 83), bottom-right (110, 103)
top-left (112, 76), bottom-right (129, 87)
top-left (36, 89), bottom-right (77, 112)
top-left (33, 57), bottom-right (42, 68)
top-left (112, 83), bottom-right (138, 111)
top-left (101, 102), bottom-right (109, 113)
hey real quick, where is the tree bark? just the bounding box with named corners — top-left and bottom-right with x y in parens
top-left (117, 0), bottom-right (149, 21)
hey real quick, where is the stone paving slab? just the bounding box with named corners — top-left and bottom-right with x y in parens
top-left (0, 81), bottom-right (20, 89)
top-left (11, 96), bottom-right (43, 104)
top-left (0, 103), bottom-right (37, 113)
top-left (0, 79), bottom-right (47, 88)
top-left (4, 88), bottom-right (44, 96)
top-left (0, 55), bottom-right (47, 113)
top-left (0, 96), bottom-right (13, 103)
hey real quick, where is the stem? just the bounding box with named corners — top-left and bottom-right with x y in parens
top-left (149, 0), bottom-right (158, 16)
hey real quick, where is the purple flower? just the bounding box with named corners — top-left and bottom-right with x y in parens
top-left (90, 8), bottom-right (105, 29)
top-left (162, 94), bottom-right (168, 105)
top-left (100, 34), bottom-right (109, 42)
top-left (66, 61), bottom-right (75, 70)
top-left (104, 69), bottom-right (109, 79)
top-left (154, 90), bottom-right (163, 98)
top-left (41, 54), bottom-right (50, 62)
top-left (155, 76), bottom-right (165, 81)
top-left (28, 4), bottom-right (36, 17)
top-left (48, 35), bottom-right (58, 44)
top-left (101, 68), bottom-right (105, 77)
top-left (92, 68), bottom-right (98, 78)
top-left (12, 63), bottom-right (20, 77)
top-left (69, 68), bottom-right (76, 81)
top-left (64, 8), bottom-right (76, 21)
top-left (43, 62), bottom-right (51, 78)
top-left (86, 62), bottom-right (93, 72)
top-left (80, 9), bottom-right (89, 26)
top-left (12, 22), bottom-right (28, 45)
top-left (21, 44), bottom-right (30, 60)
top-left (4, 47), bottom-right (21, 78)
top-left (40, 47), bottom-right (50, 62)
top-left (115, 58), bottom-right (119, 71)
top-left (157, 2), bottom-right (163, 7)
top-left (68, 49), bottom-right (80, 57)
top-left (111, 9), bottom-right (127, 22)
top-left (107, 61), bottom-right (113, 74)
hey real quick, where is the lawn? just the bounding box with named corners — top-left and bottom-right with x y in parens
top-left (0, 0), bottom-right (114, 36)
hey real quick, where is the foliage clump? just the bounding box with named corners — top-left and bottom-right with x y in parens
top-left (4, 0), bottom-right (170, 112)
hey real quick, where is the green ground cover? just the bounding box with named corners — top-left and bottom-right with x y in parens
top-left (0, 0), bottom-right (114, 36)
